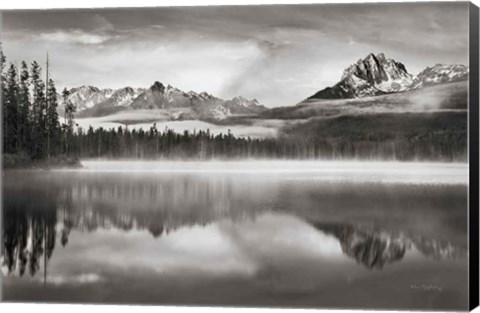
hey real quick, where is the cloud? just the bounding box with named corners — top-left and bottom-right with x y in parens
top-left (40, 29), bottom-right (112, 45)
top-left (1, 2), bottom-right (469, 107)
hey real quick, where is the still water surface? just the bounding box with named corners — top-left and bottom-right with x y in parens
top-left (1, 161), bottom-right (469, 310)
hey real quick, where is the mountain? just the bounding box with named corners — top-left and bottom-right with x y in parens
top-left (67, 81), bottom-right (267, 120)
top-left (309, 53), bottom-right (413, 99)
top-left (263, 80), bottom-right (467, 120)
top-left (101, 87), bottom-right (145, 107)
top-left (224, 96), bottom-right (266, 114)
top-left (67, 86), bottom-right (114, 111)
top-left (308, 53), bottom-right (468, 100)
top-left (409, 64), bottom-right (468, 89)
top-left (73, 87), bottom-right (145, 118)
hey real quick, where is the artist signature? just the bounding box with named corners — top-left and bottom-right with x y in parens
top-left (410, 284), bottom-right (443, 292)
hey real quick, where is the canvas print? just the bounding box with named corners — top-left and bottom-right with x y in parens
top-left (0, 2), bottom-right (477, 311)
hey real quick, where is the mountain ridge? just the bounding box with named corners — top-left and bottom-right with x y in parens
top-left (308, 53), bottom-right (468, 101)
top-left (65, 81), bottom-right (267, 120)
top-left (62, 53), bottom-right (469, 122)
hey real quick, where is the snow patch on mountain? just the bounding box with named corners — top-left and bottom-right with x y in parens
top-left (409, 64), bottom-right (468, 90)
top-left (67, 86), bottom-right (114, 110)
top-left (308, 53), bottom-right (467, 101)
top-left (340, 53), bottom-right (413, 93)
top-left (66, 81), bottom-right (267, 120)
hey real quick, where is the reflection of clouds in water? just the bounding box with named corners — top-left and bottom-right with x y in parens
top-left (64, 226), bottom-right (256, 278)
top-left (218, 213), bottom-right (344, 261)
top-left (44, 273), bottom-right (102, 286)
top-left (40, 213), bottom-right (347, 285)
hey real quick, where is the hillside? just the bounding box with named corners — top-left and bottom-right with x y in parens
top-left (279, 111), bottom-right (467, 161)
top-left (261, 81), bottom-right (467, 120)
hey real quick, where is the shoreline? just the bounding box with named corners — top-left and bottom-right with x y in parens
top-left (2, 154), bottom-right (83, 170)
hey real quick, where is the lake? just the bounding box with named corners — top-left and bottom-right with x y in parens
top-left (1, 161), bottom-right (469, 310)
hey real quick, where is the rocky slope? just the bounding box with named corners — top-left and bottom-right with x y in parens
top-left (409, 64), bottom-right (468, 89)
top-left (310, 53), bottom-right (413, 99)
top-left (67, 86), bottom-right (115, 111)
top-left (65, 81), bottom-right (266, 120)
top-left (308, 53), bottom-right (468, 100)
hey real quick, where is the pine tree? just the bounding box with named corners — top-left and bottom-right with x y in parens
top-left (46, 78), bottom-right (60, 157)
top-left (62, 87), bottom-right (76, 154)
top-left (30, 61), bottom-right (46, 159)
top-left (64, 88), bottom-right (76, 131)
top-left (0, 42), bottom-right (6, 91)
top-left (1, 45), bottom-right (8, 153)
top-left (4, 63), bottom-right (19, 154)
top-left (18, 61), bottom-right (31, 153)
top-left (61, 88), bottom-right (69, 126)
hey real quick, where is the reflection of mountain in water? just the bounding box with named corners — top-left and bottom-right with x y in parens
top-left (313, 223), bottom-right (407, 269)
top-left (2, 176), bottom-right (467, 277)
top-left (312, 223), bottom-right (467, 270)
top-left (412, 236), bottom-right (466, 260)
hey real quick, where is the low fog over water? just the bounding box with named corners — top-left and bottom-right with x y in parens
top-left (77, 160), bottom-right (468, 185)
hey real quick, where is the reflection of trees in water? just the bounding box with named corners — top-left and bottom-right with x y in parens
top-left (2, 176), bottom-right (467, 277)
top-left (312, 223), bottom-right (467, 270)
top-left (2, 190), bottom-right (57, 277)
top-left (59, 176), bottom-right (250, 236)
top-left (2, 176), bottom-right (257, 277)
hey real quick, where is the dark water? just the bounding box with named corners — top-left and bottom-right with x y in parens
top-left (1, 162), bottom-right (469, 310)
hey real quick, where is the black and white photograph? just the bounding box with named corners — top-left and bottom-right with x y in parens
top-left (1, 1), bottom-right (479, 311)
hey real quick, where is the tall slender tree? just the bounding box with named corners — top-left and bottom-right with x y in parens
top-left (46, 78), bottom-right (60, 157)
top-left (30, 61), bottom-right (46, 159)
top-left (1, 43), bottom-right (6, 94)
top-left (1, 45), bottom-right (7, 154)
top-left (18, 61), bottom-right (31, 154)
top-left (4, 63), bottom-right (19, 154)
top-left (62, 87), bottom-right (76, 154)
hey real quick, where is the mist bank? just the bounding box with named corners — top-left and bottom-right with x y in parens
top-left (280, 111), bottom-right (467, 162)
top-left (77, 160), bottom-right (468, 185)
top-left (61, 111), bottom-right (466, 163)
top-left (261, 81), bottom-right (467, 120)
top-left (74, 113), bottom-right (278, 139)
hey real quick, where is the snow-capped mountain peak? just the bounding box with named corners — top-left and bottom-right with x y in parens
top-left (66, 81), bottom-right (267, 120)
top-left (67, 85), bottom-right (114, 110)
top-left (308, 53), bottom-right (468, 101)
top-left (409, 64), bottom-right (469, 89)
top-left (341, 53), bottom-right (413, 93)
top-left (309, 53), bottom-right (414, 100)
top-left (104, 87), bottom-right (145, 107)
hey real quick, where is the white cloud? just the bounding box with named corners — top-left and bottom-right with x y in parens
top-left (40, 30), bottom-right (111, 45)
top-left (2, 3), bottom-right (469, 107)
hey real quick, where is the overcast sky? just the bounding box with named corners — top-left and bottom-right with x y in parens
top-left (1, 2), bottom-right (470, 107)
